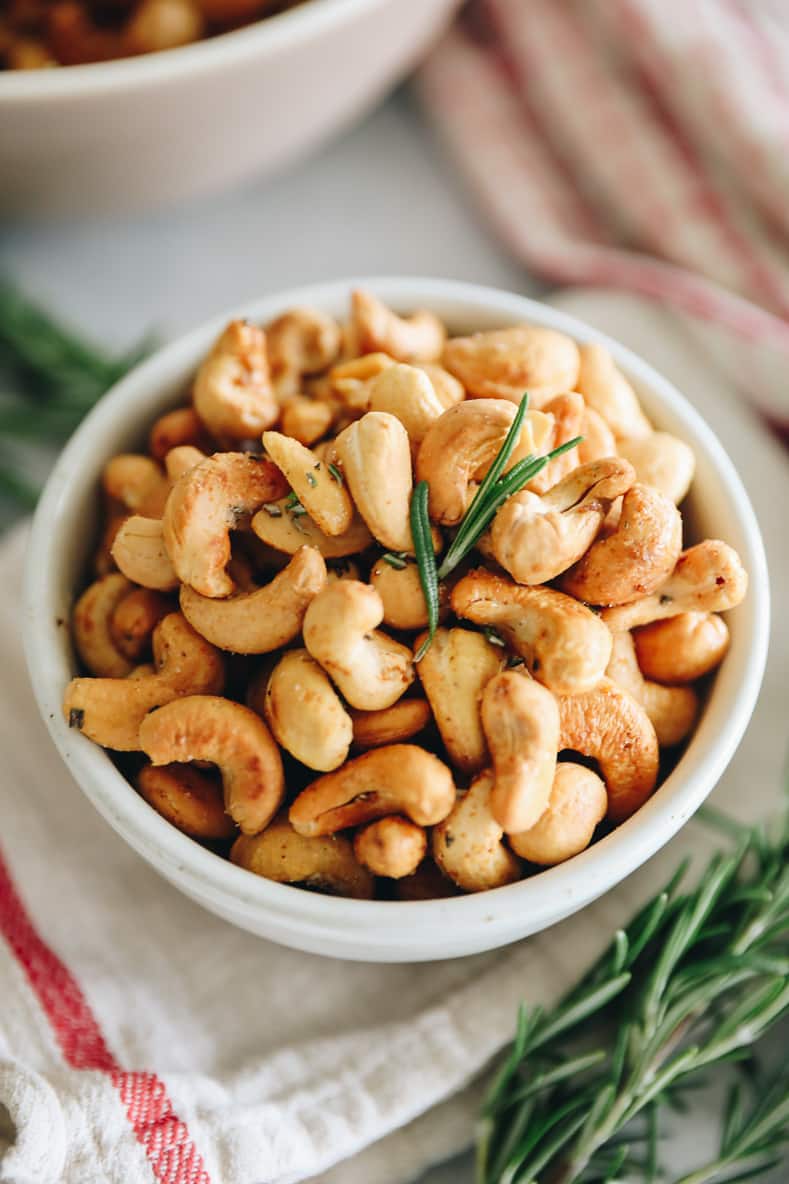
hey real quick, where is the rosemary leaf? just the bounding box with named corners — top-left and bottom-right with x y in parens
top-left (409, 480), bottom-right (439, 661)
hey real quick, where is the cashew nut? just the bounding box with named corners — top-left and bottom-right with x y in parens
top-left (617, 433), bottom-right (695, 505)
top-left (111, 516), bottom-right (179, 591)
top-left (452, 569), bottom-right (612, 695)
top-left (489, 457), bottom-right (635, 586)
top-left (415, 363), bottom-right (465, 410)
top-left (93, 507), bottom-right (127, 576)
top-left (63, 612), bottom-right (225, 750)
top-left (139, 695), bottom-right (284, 835)
top-left (601, 540), bottom-right (748, 631)
top-left (526, 392), bottom-right (585, 495)
top-left (350, 699), bottom-right (432, 749)
top-left (366, 363), bottom-right (447, 448)
top-left (303, 580), bottom-right (414, 710)
top-left (432, 770), bottom-right (522, 893)
top-left (333, 412), bottom-right (417, 552)
top-left (353, 817), bottom-right (427, 879)
top-left (416, 399), bottom-right (553, 526)
top-left (576, 344), bottom-right (652, 439)
top-left (442, 324), bottom-right (580, 405)
top-left (350, 289), bottom-right (445, 362)
top-left (110, 587), bottom-right (171, 661)
top-left (266, 306), bottom-right (341, 397)
top-left (415, 626), bottom-right (504, 774)
top-left (509, 763), bottom-right (607, 865)
top-left (231, 817), bottom-right (374, 899)
top-left (634, 612), bottom-right (730, 684)
top-left (556, 678), bottom-right (659, 821)
top-left (71, 572), bottom-right (135, 677)
top-left (290, 744), bottom-right (455, 837)
top-left (395, 859), bottom-right (457, 900)
top-left (606, 630), bottom-right (698, 747)
top-left (179, 545), bottom-right (326, 653)
top-left (262, 430), bottom-right (353, 536)
top-left (251, 497), bottom-right (373, 558)
top-left (136, 763), bottom-right (236, 840)
top-left (163, 452), bottom-right (288, 597)
top-left (149, 405), bottom-right (208, 460)
top-left (193, 320), bottom-right (278, 440)
top-left (369, 557), bottom-right (449, 631)
top-left (164, 444), bottom-right (206, 482)
top-left (560, 484), bottom-right (682, 605)
top-left (263, 648), bottom-right (352, 771)
top-left (102, 454), bottom-right (170, 518)
top-left (328, 352), bottom-right (395, 412)
top-left (578, 406), bottom-right (617, 465)
top-left (279, 396), bottom-right (334, 446)
top-left (481, 671), bottom-right (559, 832)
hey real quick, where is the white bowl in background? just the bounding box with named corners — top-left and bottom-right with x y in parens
top-left (24, 278), bottom-right (769, 961)
top-left (0, 0), bottom-right (459, 219)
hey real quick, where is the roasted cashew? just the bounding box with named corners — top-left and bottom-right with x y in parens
top-left (415, 363), bottom-right (465, 410)
top-left (261, 430), bottom-right (353, 536)
top-left (102, 454), bottom-right (170, 518)
top-left (139, 695), bottom-right (284, 835)
top-left (578, 406), bottom-right (617, 465)
top-left (618, 433), bottom-right (695, 505)
top-left (279, 396), bottom-right (334, 446)
top-left (111, 516), bottom-right (179, 591)
top-left (263, 648), bottom-right (352, 771)
top-left (289, 744), bottom-right (455, 836)
top-left (395, 859), bottom-right (457, 900)
top-left (110, 587), bottom-right (171, 661)
top-left (602, 541), bottom-right (748, 631)
top-left (350, 289), bottom-right (445, 362)
top-left (149, 405), bottom-right (209, 460)
top-left (353, 817), bottom-right (427, 879)
top-left (136, 763), bottom-right (236, 840)
top-left (193, 320), bottom-right (278, 440)
top-left (369, 557), bottom-right (449, 631)
top-left (328, 352), bottom-right (395, 412)
top-left (576, 344), bottom-right (652, 439)
top-left (350, 699), bottom-right (432, 749)
top-left (302, 580), bottom-right (414, 710)
top-left (606, 631), bottom-right (698, 747)
top-left (509, 763), bottom-right (607, 865)
top-left (526, 392), bottom-right (585, 495)
top-left (180, 545), bottom-right (326, 653)
top-left (164, 445), bottom-right (206, 482)
top-left (366, 363), bottom-right (446, 448)
top-left (634, 612), bottom-right (730, 684)
top-left (231, 817), bottom-right (374, 899)
top-left (415, 626), bottom-right (504, 774)
top-left (125, 0), bottom-right (204, 54)
top-left (416, 399), bottom-right (553, 526)
top-left (163, 452), bottom-right (288, 597)
top-left (72, 573), bottom-right (134, 677)
top-left (93, 508), bottom-right (127, 576)
top-left (489, 457), bottom-right (635, 586)
top-left (333, 412), bottom-right (417, 552)
top-left (432, 770), bottom-right (522, 893)
top-left (481, 671), bottom-right (559, 832)
top-left (251, 497), bottom-right (373, 558)
top-left (266, 307), bottom-right (341, 397)
top-left (557, 678), bottom-right (659, 821)
top-left (452, 569), bottom-right (612, 695)
top-left (560, 483), bottom-right (682, 605)
top-left (442, 324), bottom-right (580, 405)
top-left (63, 612), bottom-right (225, 750)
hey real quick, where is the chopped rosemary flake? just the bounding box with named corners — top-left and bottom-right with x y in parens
top-left (305, 472), bottom-right (318, 488)
top-left (68, 708), bottom-right (84, 730)
top-left (284, 491), bottom-right (300, 509)
top-left (328, 463), bottom-right (344, 485)
top-left (382, 552), bottom-right (408, 570)
top-left (262, 503), bottom-right (283, 518)
top-left (289, 504), bottom-right (308, 517)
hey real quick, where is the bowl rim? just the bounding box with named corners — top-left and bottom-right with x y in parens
top-left (24, 276), bottom-right (770, 952)
top-left (0, 0), bottom-right (384, 102)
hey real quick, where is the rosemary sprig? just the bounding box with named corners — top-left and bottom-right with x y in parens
top-left (478, 817), bottom-right (789, 1184)
top-left (410, 480), bottom-right (439, 662)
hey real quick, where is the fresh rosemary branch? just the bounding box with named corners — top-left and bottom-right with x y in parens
top-left (410, 480), bottom-right (439, 662)
top-left (478, 817), bottom-right (789, 1184)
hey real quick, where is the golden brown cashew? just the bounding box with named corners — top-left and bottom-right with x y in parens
top-left (452, 569), bottom-right (612, 695)
top-left (179, 545), bottom-right (326, 653)
top-left (93, 508), bottom-right (127, 576)
top-left (303, 580), bottom-right (414, 710)
top-left (369, 557), bottom-right (449, 631)
top-left (415, 363), bottom-right (465, 409)
top-left (149, 406), bottom-right (209, 460)
top-left (163, 452), bottom-right (288, 597)
top-left (606, 631), bottom-right (698, 747)
top-left (139, 695), bottom-right (284, 835)
top-left (164, 445), bottom-right (206, 482)
top-left (618, 433), bottom-right (695, 505)
top-left (396, 859), bottom-right (458, 900)
top-left (578, 406), bottom-right (617, 465)
top-left (333, 412), bottom-right (417, 552)
top-left (350, 699), bottom-right (432, 749)
top-left (261, 430), bottom-right (353, 536)
top-left (102, 454), bottom-right (170, 518)
top-left (263, 649), bottom-right (352, 771)
top-left (350, 289), bottom-right (445, 361)
top-left (251, 497), bottom-right (373, 558)
top-left (328, 352), bottom-right (395, 412)
top-left (415, 626), bottom-right (505, 774)
top-left (602, 540), bottom-right (748, 631)
top-left (193, 320), bottom-right (278, 440)
top-left (279, 396), bottom-right (334, 446)
top-left (509, 763), bottom-right (607, 865)
top-left (231, 817), bottom-right (374, 899)
top-left (266, 307), bottom-right (341, 397)
top-left (489, 457), bottom-right (635, 586)
top-left (557, 678), bottom-right (659, 821)
top-left (481, 671), bottom-right (559, 832)
top-left (560, 484), bottom-right (682, 605)
top-left (576, 344), bottom-right (652, 439)
top-left (416, 399), bottom-right (553, 526)
top-left (111, 516), bottom-right (179, 591)
top-left (110, 587), bottom-right (171, 661)
top-left (634, 612), bottom-right (730, 684)
top-left (125, 0), bottom-right (203, 52)
top-left (366, 363), bottom-right (447, 448)
top-left (433, 770), bottom-right (522, 893)
top-left (136, 763), bottom-right (236, 840)
top-left (443, 325), bottom-right (580, 406)
top-left (290, 744), bottom-right (455, 837)
top-left (72, 573), bottom-right (134, 678)
top-left (526, 392), bottom-right (586, 495)
top-left (63, 613), bottom-right (225, 751)
top-left (353, 817), bottom-right (427, 879)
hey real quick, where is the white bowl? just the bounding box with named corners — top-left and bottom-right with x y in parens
top-left (0, 0), bottom-right (459, 219)
top-left (24, 277), bottom-right (769, 962)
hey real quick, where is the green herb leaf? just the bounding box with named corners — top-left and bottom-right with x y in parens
top-left (409, 480), bottom-right (439, 661)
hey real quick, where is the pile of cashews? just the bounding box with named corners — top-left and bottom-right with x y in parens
top-left (63, 290), bottom-right (748, 901)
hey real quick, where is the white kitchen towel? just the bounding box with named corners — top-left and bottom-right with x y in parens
top-left (0, 290), bottom-right (786, 1184)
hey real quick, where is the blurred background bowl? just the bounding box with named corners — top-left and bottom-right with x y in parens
top-left (0, 0), bottom-right (460, 219)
